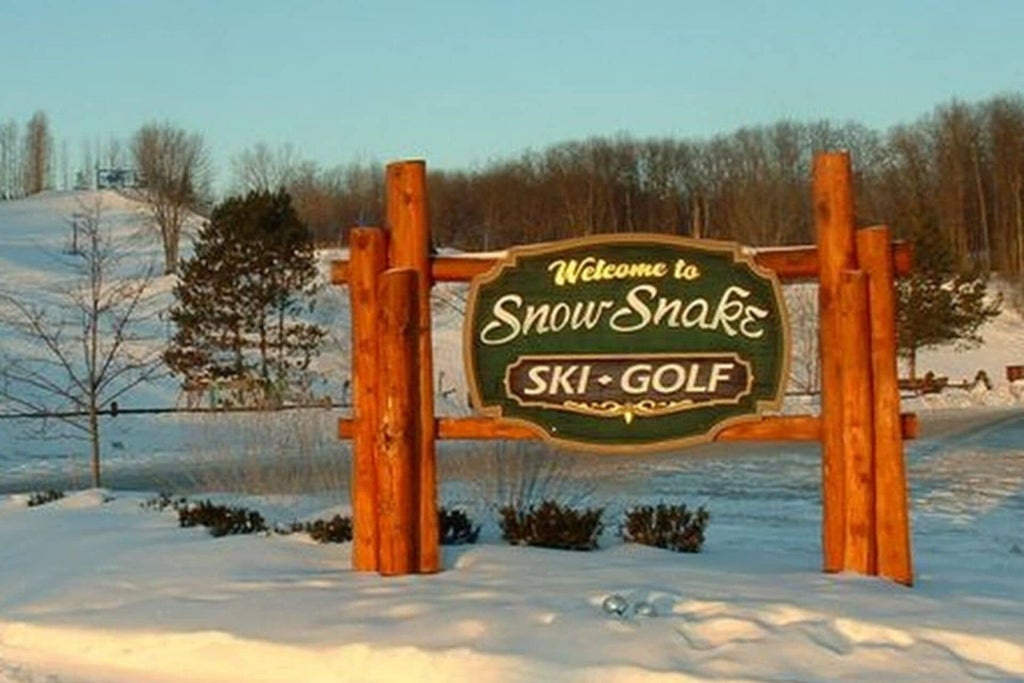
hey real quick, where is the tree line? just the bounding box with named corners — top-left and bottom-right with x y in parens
top-left (227, 93), bottom-right (1024, 279)
top-left (4, 93), bottom-right (1024, 278)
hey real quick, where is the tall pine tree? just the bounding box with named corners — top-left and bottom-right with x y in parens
top-left (165, 190), bottom-right (325, 404)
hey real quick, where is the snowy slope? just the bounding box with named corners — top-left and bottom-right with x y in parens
top-left (0, 191), bottom-right (191, 409)
top-left (0, 191), bottom-right (353, 409)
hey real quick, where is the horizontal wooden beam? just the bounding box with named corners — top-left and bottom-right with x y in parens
top-left (435, 416), bottom-right (540, 440)
top-left (338, 412), bottom-right (918, 444)
top-left (331, 241), bottom-right (912, 285)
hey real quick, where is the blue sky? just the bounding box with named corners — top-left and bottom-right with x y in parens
top-left (5, 0), bottom-right (1023, 187)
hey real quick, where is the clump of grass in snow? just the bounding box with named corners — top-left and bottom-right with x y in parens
top-left (27, 489), bottom-right (64, 507)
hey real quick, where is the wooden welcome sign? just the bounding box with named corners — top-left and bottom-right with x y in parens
top-left (464, 236), bottom-right (789, 450)
top-left (331, 152), bottom-right (916, 587)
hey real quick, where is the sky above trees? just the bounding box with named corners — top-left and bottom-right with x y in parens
top-left (4, 1), bottom-right (1023, 184)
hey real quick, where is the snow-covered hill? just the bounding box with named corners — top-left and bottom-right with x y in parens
top-left (913, 278), bottom-right (1024, 405)
top-left (0, 190), bottom-right (354, 411)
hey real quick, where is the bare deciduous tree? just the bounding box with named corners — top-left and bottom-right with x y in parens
top-left (77, 139), bottom-right (95, 191)
top-left (103, 135), bottom-right (127, 170)
top-left (0, 119), bottom-right (19, 199)
top-left (59, 139), bottom-right (70, 191)
top-left (0, 198), bottom-right (164, 487)
top-left (230, 142), bottom-right (300, 194)
top-left (131, 122), bottom-right (212, 274)
top-left (22, 110), bottom-right (52, 195)
top-left (784, 285), bottom-right (820, 394)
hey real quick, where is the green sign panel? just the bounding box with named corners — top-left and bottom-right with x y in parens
top-left (464, 234), bottom-right (790, 452)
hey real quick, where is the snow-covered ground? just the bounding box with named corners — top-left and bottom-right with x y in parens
top-left (1, 409), bottom-right (1022, 683)
top-left (0, 191), bottom-right (1021, 681)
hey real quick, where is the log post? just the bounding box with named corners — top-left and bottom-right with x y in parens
top-left (376, 268), bottom-right (419, 576)
top-left (838, 270), bottom-right (877, 574)
top-left (856, 226), bottom-right (913, 585)
top-left (347, 227), bottom-right (388, 572)
top-left (386, 160), bottom-right (440, 573)
top-left (813, 152), bottom-right (858, 572)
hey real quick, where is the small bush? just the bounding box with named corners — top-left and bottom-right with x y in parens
top-left (27, 489), bottom-right (64, 507)
top-left (178, 500), bottom-right (267, 537)
top-left (141, 492), bottom-right (188, 512)
top-left (439, 507), bottom-right (480, 545)
top-left (499, 500), bottom-right (604, 551)
top-left (291, 514), bottom-right (353, 543)
top-left (620, 503), bottom-right (709, 553)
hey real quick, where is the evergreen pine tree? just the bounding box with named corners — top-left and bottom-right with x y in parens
top-left (896, 230), bottom-right (1001, 380)
top-left (165, 190), bottom-right (325, 404)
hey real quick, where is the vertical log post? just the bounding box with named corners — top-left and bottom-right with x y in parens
top-left (813, 152), bottom-right (858, 572)
top-left (376, 268), bottom-right (419, 576)
top-left (386, 160), bottom-right (440, 573)
top-left (838, 270), bottom-right (877, 574)
top-left (857, 226), bottom-right (914, 585)
top-left (348, 227), bottom-right (388, 572)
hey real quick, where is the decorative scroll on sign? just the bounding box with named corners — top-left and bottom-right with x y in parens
top-left (464, 234), bottom-right (790, 452)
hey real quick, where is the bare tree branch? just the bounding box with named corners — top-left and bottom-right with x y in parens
top-left (0, 197), bottom-right (166, 486)
top-left (131, 122), bottom-right (211, 274)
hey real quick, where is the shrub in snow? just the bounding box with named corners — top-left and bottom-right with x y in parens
top-left (177, 500), bottom-right (267, 537)
top-left (499, 500), bottom-right (604, 551)
top-left (439, 506), bottom-right (480, 545)
top-left (290, 515), bottom-right (353, 544)
top-left (26, 489), bottom-right (64, 507)
top-left (620, 503), bottom-right (709, 553)
top-left (141, 492), bottom-right (188, 512)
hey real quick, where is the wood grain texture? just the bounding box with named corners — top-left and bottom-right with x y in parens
top-left (348, 228), bottom-right (387, 572)
top-left (857, 226), bottom-right (914, 585)
top-left (330, 243), bottom-right (912, 285)
top-left (839, 270), bottom-right (877, 575)
top-left (386, 161), bottom-right (440, 574)
top-left (376, 268), bottom-right (419, 576)
top-left (813, 152), bottom-right (858, 573)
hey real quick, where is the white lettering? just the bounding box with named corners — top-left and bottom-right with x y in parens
top-left (609, 285), bottom-right (655, 332)
top-left (621, 364), bottom-right (652, 394)
top-left (652, 364), bottom-right (686, 393)
top-left (739, 305), bottom-right (768, 339)
top-left (549, 365), bottom-right (580, 395)
top-left (707, 286), bottom-right (751, 336)
top-left (707, 363), bottom-right (733, 393)
top-left (685, 364), bottom-right (707, 392)
top-left (523, 365), bottom-right (550, 396)
top-left (476, 285), bottom-right (771, 345)
top-left (480, 294), bottom-right (523, 345)
top-left (548, 302), bottom-right (571, 331)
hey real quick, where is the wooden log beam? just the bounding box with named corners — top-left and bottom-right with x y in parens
top-left (430, 415), bottom-right (830, 442)
top-left (339, 413), bottom-right (919, 443)
top-left (330, 243), bottom-right (912, 286)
